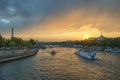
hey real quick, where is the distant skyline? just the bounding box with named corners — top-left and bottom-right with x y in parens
top-left (0, 0), bottom-right (120, 41)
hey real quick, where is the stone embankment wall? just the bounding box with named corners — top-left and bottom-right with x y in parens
top-left (0, 48), bottom-right (38, 63)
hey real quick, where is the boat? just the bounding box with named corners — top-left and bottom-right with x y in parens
top-left (50, 50), bottom-right (56, 55)
top-left (90, 46), bottom-right (102, 51)
top-left (76, 49), bottom-right (98, 60)
top-left (105, 47), bottom-right (120, 53)
top-left (104, 47), bottom-right (112, 52)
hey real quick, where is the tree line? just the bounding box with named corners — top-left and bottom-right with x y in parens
top-left (74, 37), bottom-right (120, 48)
top-left (0, 34), bottom-right (36, 48)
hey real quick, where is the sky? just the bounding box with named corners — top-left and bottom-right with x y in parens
top-left (0, 0), bottom-right (120, 41)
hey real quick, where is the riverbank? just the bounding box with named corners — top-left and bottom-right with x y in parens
top-left (0, 48), bottom-right (39, 63)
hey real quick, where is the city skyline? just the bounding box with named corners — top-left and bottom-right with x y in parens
top-left (0, 0), bottom-right (120, 41)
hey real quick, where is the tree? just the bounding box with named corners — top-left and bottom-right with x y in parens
top-left (4, 39), bottom-right (11, 47)
top-left (0, 34), bottom-right (5, 47)
top-left (23, 41), bottom-right (32, 48)
top-left (9, 41), bottom-right (15, 47)
top-left (29, 39), bottom-right (36, 45)
top-left (12, 37), bottom-right (23, 47)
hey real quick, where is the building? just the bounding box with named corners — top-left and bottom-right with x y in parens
top-left (97, 32), bottom-right (105, 40)
top-left (89, 32), bottom-right (106, 40)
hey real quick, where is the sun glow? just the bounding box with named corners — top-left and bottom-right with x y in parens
top-left (84, 35), bottom-right (90, 39)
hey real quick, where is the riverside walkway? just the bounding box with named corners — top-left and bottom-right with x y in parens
top-left (0, 48), bottom-right (39, 63)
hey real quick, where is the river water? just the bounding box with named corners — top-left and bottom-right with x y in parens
top-left (0, 47), bottom-right (120, 80)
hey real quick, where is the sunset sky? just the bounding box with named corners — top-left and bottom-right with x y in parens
top-left (0, 0), bottom-right (120, 41)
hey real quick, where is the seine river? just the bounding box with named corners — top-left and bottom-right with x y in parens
top-left (0, 47), bottom-right (120, 80)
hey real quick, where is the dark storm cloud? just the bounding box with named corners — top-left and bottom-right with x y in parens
top-left (0, 0), bottom-right (51, 30)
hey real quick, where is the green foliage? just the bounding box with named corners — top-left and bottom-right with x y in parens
top-left (4, 39), bottom-right (10, 47)
top-left (29, 39), bottom-right (36, 45)
top-left (79, 37), bottom-right (120, 48)
top-left (23, 41), bottom-right (32, 48)
top-left (0, 34), bottom-right (36, 48)
top-left (12, 37), bottom-right (23, 47)
top-left (9, 41), bottom-right (16, 47)
top-left (0, 34), bottom-right (5, 47)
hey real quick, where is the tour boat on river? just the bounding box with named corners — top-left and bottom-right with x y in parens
top-left (76, 49), bottom-right (98, 60)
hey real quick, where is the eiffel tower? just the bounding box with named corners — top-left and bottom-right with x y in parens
top-left (11, 27), bottom-right (14, 40)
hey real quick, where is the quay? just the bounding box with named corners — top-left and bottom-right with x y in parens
top-left (0, 48), bottom-right (39, 63)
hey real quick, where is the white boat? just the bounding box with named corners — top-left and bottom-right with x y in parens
top-left (76, 49), bottom-right (98, 60)
top-left (104, 47), bottom-right (113, 52)
top-left (105, 47), bottom-right (120, 53)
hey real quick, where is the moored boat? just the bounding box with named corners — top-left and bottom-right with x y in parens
top-left (104, 47), bottom-right (120, 53)
top-left (76, 49), bottom-right (98, 60)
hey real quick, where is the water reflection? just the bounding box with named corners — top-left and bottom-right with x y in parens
top-left (0, 47), bottom-right (120, 80)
